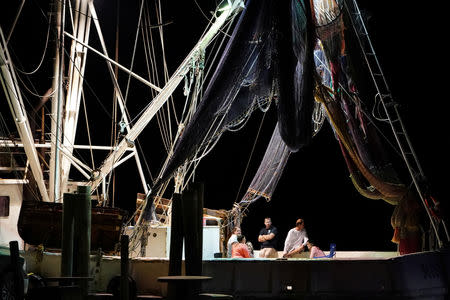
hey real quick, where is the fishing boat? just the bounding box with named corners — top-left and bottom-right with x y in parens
top-left (1, 0), bottom-right (449, 299)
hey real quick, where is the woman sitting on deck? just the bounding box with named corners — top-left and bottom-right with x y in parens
top-left (232, 235), bottom-right (251, 258)
top-left (307, 241), bottom-right (325, 258)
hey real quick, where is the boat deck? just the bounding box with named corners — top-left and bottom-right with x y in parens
top-left (201, 250), bottom-right (449, 299)
top-left (22, 249), bottom-right (450, 299)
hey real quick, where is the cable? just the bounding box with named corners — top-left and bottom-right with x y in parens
top-left (194, 0), bottom-right (232, 38)
top-left (233, 110), bottom-right (267, 204)
top-left (14, 9), bottom-right (52, 75)
top-left (6, 0), bottom-right (26, 45)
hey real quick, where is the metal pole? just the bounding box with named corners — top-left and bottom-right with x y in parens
top-left (50, 0), bottom-right (65, 202)
top-left (60, 0), bottom-right (92, 193)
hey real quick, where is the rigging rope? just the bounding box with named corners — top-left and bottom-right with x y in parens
top-left (122, 0), bottom-right (145, 107)
top-left (5, 0), bottom-right (26, 45)
top-left (157, 0), bottom-right (178, 134)
top-left (194, 0), bottom-right (232, 38)
top-left (14, 69), bottom-right (56, 98)
top-left (150, 0), bottom-right (239, 197)
top-left (81, 90), bottom-right (101, 202)
top-left (233, 109), bottom-right (268, 204)
top-left (14, 9), bottom-right (52, 75)
top-left (142, 1), bottom-right (172, 153)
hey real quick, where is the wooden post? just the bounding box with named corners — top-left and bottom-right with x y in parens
top-left (184, 183), bottom-right (203, 276)
top-left (168, 193), bottom-right (183, 299)
top-left (168, 193), bottom-right (183, 276)
top-left (61, 185), bottom-right (91, 294)
top-left (183, 183), bottom-right (204, 298)
top-left (76, 185), bottom-right (91, 294)
top-left (120, 235), bottom-right (129, 300)
top-left (164, 183), bottom-right (206, 299)
top-left (61, 193), bottom-right (75, 278)
top-left (9, 241), bottom-right (24, 300)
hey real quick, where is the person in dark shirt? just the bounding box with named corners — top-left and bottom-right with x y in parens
top-left (258, 217), bottom-right (278, 258)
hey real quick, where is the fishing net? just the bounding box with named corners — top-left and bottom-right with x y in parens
top-left (230, 122), bottom-right (291, 223)
top-left (153, 0), bottom-right (406, 209)
top-left (154, 0), bottom-right (317, 190)
top-left (275, 0), bottom-right (316, 151)
top-left (147, 0), bottom-right (419, 246)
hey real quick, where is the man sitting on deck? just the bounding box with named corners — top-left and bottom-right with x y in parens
top-left (283, 218), bottom-right (308, 258)
top-left (258, 217), bottom-right (278, 258)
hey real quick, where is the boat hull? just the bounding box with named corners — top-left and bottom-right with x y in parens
top-left (18, 201), bottom-right (126, 252)
top-left (202, 249), bottom-right (450, 299)
top-left (21, 249), bottom-right (449, 299)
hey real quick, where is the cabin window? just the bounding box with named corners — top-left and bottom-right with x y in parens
top-left (0, 196), bottom-right (10, 217)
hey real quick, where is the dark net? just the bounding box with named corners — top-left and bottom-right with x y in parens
top-left (240, 122), bottom-right (291, 203)
top-left (146, 0), bottom-right (420, 246)
top-left (227, 122), bottom-right (291, 226)
top-left (155, 0), bottom-right (317, 189)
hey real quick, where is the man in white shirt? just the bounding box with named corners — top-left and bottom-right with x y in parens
top-left (227, 227), bottom-right (241, 258)
top-left (283, 219), bottom-right (308, 258)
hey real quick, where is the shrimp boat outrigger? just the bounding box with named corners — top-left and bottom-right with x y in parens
top-left (1, 0), bottom-right (449, 298)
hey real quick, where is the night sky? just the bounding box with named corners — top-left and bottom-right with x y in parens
top-left (1, 1), bottom-right (447, 252)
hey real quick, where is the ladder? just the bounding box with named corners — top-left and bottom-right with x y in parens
top-left (344, 0), bottom-right (449, 247)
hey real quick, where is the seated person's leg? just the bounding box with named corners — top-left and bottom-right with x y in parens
top-left (268, 248), bottom-right (278, 258)
top-left (259, 248), bottom-right (267, 258)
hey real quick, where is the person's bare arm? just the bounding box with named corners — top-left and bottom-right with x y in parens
top-left (285, 244), bottom-right (305, 257)
top-left (258, 232), bottom-right (275, 242)
top-left (264, 233), bottom-right (275, 241)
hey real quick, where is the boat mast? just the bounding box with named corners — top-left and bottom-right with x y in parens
top-left (49, 0), bottom-right (65, 202)
top-left (88, 0), bottom-right (244, 192)
top-left (87, 1), bottom-right (149, 196)
top-left (59, 0), bottom-right (92, 195)
top-left (0, 29), bottom-right (50, 202)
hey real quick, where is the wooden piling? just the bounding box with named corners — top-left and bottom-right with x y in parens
top-left (9, 240), bottom-right (24, 300)
top-left (120, 235), bottom-right (130, 300)
top-left (168, 193), bottom-right (183, 276)
top-left (61, 185), bottom-right (91, 294)
top-left (61, 193), bottom-right (75, 278)
top-left (184, 182), bottom-right (203, 276)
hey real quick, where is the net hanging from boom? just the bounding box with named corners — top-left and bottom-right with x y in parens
top-left (311, 0), bottom-right (421, 245)
top-left (152, 0), bottom-right (318, 192)
top-left (142, 0), bottom-right (422, 247)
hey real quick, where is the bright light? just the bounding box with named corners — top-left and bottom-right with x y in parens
top-left (76, 43), bottom-right (83, 53)
top-left (218, 0), bottom-right (232, 11)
